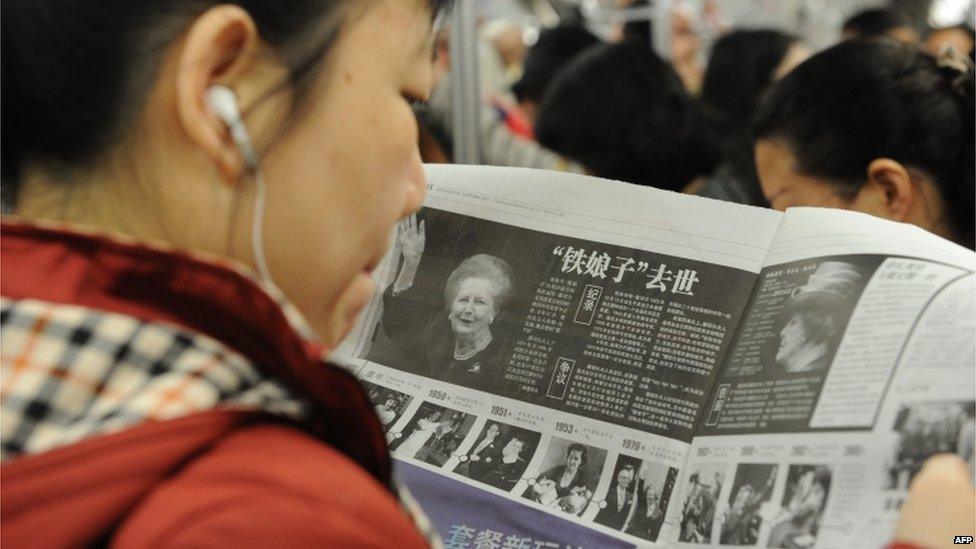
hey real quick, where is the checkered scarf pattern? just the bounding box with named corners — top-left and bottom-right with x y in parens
top-left (0, 296), bottom-right (308, 461)
top-left (0, 297), bottom-right (442, 547)
top-left (1, 219), bottom-right (441, 547)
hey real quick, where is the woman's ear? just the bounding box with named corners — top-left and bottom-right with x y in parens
top-left (174, 5), bottom-right (259, 184)
top-left (857, 158), bottom-right (915, 222)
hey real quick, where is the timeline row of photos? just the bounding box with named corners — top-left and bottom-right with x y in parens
top-left (364, 378), bottom-right (976, 547)
top-left (362, 380), bottom-right (678, 543)
top-left (674, 462), bottom-right (832, 547)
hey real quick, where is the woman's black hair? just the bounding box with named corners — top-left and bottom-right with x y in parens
top-left (621, 0), bottom-right (653, 47)
top-left (534, 40), bottom-right (720, 192)
top-left (700, 29), bottom-right (798, 204)
top-left (754, 39), bottom-right (975, 249)
top-left (842, 8), bottom-right (909, 38)
top-left (566, 442), bottom-right (588, 466)
top-left (511, 24), bottom-right (601, 104)
top-left (703, 30), bottom-right (796, 133)
top-left (1, 0), bottom-right (450, 207)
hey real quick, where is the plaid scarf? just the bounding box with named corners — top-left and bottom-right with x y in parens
top-left (0, 219), bottom-right (441, 547)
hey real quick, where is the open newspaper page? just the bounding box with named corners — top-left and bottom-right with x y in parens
top-left (334, 165), bottom-right (782, 547)
top-left (673, 208), bottom-right (975, 548)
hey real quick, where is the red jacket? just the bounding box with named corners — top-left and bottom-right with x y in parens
top-left (0, 220), bottom-right (432, 548)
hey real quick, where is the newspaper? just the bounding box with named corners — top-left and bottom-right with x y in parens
top-left (333, 165), bottom-right (975, 548)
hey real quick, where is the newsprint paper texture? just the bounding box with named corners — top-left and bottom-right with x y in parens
top-left (333, 165), bottom-right (976, 548)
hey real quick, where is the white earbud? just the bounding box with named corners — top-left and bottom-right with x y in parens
top-left (206, 85), bottom-right (260, 170)
top-left (205, 85), bottom-right (273, 285)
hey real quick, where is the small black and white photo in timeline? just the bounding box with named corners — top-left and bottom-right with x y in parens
top-left (621, 461), bottom-right (678, 542)
top-left (453, 421), bottom-right (542, 492)
top-left (767, 465), bottom-right (832, 548)
top-left (360, 380), bottom-right (412, 432)
top-left (522, 437), bottom-right (608, 516)
top-left (593, 455), bottom-right (642, 531)
top-left (388, 401), bottom-right (476, 467)
top-left (718, 463), bottom-right (778, 546)
top-left (677, 463), bottom-right (726, 543)
top-left (886, 400), bottom-right (975, 490)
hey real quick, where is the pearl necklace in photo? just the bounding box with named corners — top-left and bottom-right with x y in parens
top-left (454, 335), bottom-right (492, 361)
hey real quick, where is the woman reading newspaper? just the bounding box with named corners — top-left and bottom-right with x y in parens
top-left (753, 37), bottom-right (976, 549)
top-left (754, 39), bottom-right (975, 251)
top-left (0, 0), bottom-right (449, 546)
top-left (1, 3), bottom-right (973, 548)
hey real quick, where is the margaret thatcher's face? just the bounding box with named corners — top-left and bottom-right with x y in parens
top-left (259, 0), bottom-right (433, 347)
top-left (646, 487), bottom-right (659, 508)
top-left (449, 277), bottom-right (497, 337)
top-left (776, 314), bottom-right (807, 367)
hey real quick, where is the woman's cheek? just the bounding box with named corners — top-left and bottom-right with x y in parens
top-left (326, 270), bottom-right (377, 345)
top-left (394, 104), bottom-right (423, 183)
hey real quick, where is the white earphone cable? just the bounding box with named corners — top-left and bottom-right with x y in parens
top-left (251, 169), bottom-right (274, 284)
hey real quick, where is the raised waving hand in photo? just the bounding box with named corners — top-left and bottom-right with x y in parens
top-left (392, 214), bottom-right (426, 294)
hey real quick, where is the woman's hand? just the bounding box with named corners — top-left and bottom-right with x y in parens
top-left (893, 454), bottom-right (975, 549)
top-left (392, 215), bottom-right (426, 294)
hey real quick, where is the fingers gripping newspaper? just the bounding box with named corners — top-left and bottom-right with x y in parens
top-left (333, 165), bottom-right (975, 548)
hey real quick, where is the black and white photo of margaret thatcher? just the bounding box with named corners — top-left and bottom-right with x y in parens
top-left (381, 215), bottom-right (515, 392)
top-left (773, 261), bottom-right (862, 374)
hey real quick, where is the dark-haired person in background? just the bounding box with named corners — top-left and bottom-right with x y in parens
top-left (534, 40), bottom-right (721, 193)
top-left (1, 0), bottom-right (448, 546)
top-left (419, 25), bottom-right (585, 170)
top-left (841, 8), bottom-right (919, 44)
top-left (754, 39), bottom-right (975, 250)
top-left (698, 29), bottom-right (809, 205)
top-left (620, 0), bottom-right (704, 93)
top-left (511, 25), bottom-right (601, 126)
